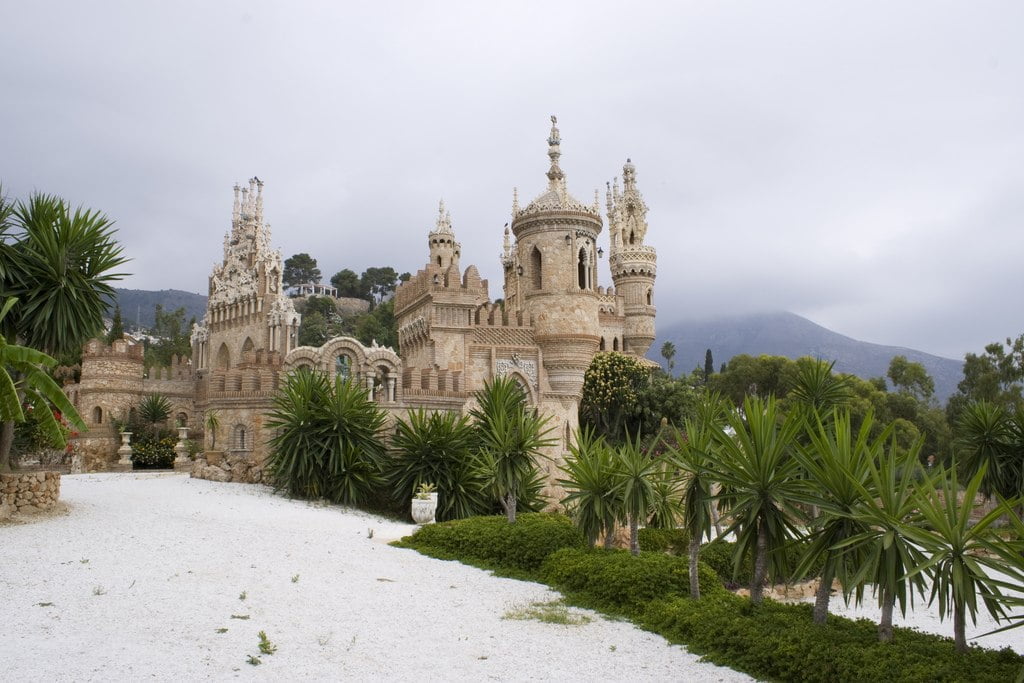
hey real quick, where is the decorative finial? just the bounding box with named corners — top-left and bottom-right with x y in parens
top-left (546, 114), bottom-right (564, 186)
top-left (434, 198), bottom-right (453, 234)
top-left (512, 187), bottom-right (519, 214)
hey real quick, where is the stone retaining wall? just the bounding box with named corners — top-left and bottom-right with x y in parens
top-left (0, 471), bottom-right (60, 520)
top-left (190, 451), bottom-right (263, 484)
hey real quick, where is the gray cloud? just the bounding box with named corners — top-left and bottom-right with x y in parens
top-left (3, 1), bottom-right (1022, 360)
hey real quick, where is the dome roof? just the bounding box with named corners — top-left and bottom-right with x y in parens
top-left (513, 116), bottom-right (600, 221)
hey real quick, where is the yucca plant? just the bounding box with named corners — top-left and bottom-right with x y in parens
top-left (559, 428), bottom-right (620, 548)
top-left (614, 433), bottom-right (669, 556)
top-left (388, 408), bottom-right (488, 521)
top-left (705, 395), bottom-right (805, 604)
top-left (138, 394), bottom-right (172, 428)
top-left (903, 464), bottom-right (1024, 653)
top-left (265, 368), bottom-right (387, 505)
top-left (471, 376), bottom-right (555, 523)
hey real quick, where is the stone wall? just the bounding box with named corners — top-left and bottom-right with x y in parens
top-left (191, 450), bottom-right (264, 484)
top-left (0, 472), bottom-right (60, 520)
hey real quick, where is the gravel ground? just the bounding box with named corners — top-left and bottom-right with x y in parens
top-left (1, 473), bottom-right (751, 682)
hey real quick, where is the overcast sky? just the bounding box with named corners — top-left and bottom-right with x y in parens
top-left (3, 1), bottom-right (1022, 360)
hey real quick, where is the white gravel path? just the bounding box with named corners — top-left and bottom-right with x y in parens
top-left (1, 473), bottom-right (750, 682)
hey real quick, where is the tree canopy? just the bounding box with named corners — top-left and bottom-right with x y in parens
top-left (283, 252), bottom-right (321, 288)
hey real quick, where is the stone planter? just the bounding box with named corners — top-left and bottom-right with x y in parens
top-left (174, 427), bottom-right (190, 468)
top-left (410, 492), bottom-right (438, 524)
top-left (117, 432), bottom-right (133, 466)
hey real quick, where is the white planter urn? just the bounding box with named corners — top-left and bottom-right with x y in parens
top-left (117, 431), bottom-right (133, 465)
top-left (411, 492), bottom-right (438, 524)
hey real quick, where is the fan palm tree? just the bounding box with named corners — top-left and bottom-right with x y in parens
top-left (705, 395), bottom-right (804, 604)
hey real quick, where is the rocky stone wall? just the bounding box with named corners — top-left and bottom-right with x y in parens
top-left (0, 472), bottom-right (60, 520)
top-left (190, 450), bottom-right (264, 484)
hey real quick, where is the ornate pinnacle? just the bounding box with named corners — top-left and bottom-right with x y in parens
top-left (433, 199), bottom-right (453, 234)
top-left (546, 114), bottom-right (564, 185)
top-left (512, 187), bottom-right (519, 215)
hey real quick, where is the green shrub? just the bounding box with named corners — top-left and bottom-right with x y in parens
top-left (131, 435), bottom-right (176, 468)
top-left (638, 527), bottom-right (690, 555)
top-left (540, 547), bottom-right (724, 613)
top-left (641, 596), bottom-right (1023, 682)
top-left (393, 513), bottom-right (585, 573)
top-left (699, 537), bottom-right (824, 588)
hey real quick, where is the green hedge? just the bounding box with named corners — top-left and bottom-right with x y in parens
top-left (540, 547), bottom-right (725, 613)
top-left (392, 513), bottom-right (585, 573)
top-left (641, 594), bottom-right (1023, 682)
top-left (637, 527), bottom-right (690, 555)
top-left (699, 538), bottom-right (827, 588)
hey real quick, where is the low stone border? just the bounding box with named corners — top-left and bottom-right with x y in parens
top-left (0, 471), bottom-right (60, 520)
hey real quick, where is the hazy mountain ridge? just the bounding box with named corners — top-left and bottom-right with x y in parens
top-left (110, 288), bottom-right (207, 330)
top-left (653, 311), bottom-right (964, 403)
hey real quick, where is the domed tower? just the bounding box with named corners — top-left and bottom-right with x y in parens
top-left (607, 159), bottom-right (657, 356)
top-left (506, 116), bottom-right (604, 397)
top-left (427, 199), bottom-right (461, 271)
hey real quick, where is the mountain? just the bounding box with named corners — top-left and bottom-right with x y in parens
top-left (652, 311), bottom-right (964, 404)
top-left (110, 288), bottom-right (208, 330)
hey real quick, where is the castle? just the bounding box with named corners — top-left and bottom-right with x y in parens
top-left (66, 117), bottom-right (658, 485)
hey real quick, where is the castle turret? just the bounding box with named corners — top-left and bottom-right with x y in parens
top-left (427, 199), bottom-right (461, 271)
top-left (607, 159), bottom-right (657, 357)
top-left (506, 116), bottom-right (604, 397)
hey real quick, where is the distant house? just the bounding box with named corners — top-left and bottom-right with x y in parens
top-left (290, 282), bottom-right (338, 298)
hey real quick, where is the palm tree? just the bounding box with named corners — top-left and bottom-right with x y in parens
top-left (792, 410), bottom-right (886, 624)
top-left (0, 298), bottom-right (86, 468)
top-left (660, 341), bottom-right (676, 373)
top-left (138, 394), bottom-right (172, 430)
top-left (471, 376), bottom-right (555, 522)
top-left (903, 464), bottom-right (1024, 653)
top-left (0, 192), bottom-right (128, 470)
top-left (839, 437), bottom-right (929, 642)
top-left (705, 395), bottom-right (804, 604)
top-left (559, 428), bottom-right (620, 547)
top-left (204, 410), bottom-right (221, 450)
top-left (614, 433), bottom-right (668, 555)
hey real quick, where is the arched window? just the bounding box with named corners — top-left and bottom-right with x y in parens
top-left (241, 337), bottom-right (254, 356)
top-left (92, 406), bottom-right (103, 424)
top-left (335, 354), bottom-right (352, 380)
top-left (577, 247), bottom-right (588, 289)
top-left (233, 424), bottom-right (248, 451)
top-left (613, 337), bottom-right (619, 351)
top-left (599, 337), bottom-right (606, 351)
top-left (176, 412), bottom-right (188, 427)
top-left (646, 289), bottom-right (652, 305)
top-left (216, 343), bottom-right (230, 370)
top-left (437, 255), bottom-right (442, 266)
top-left (530, 246), bottom-right (542, 290)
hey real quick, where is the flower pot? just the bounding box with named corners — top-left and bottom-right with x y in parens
top-left (411, 492), bottom-right (438, 524)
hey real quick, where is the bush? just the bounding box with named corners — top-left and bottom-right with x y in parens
top-left (540, 547), bottom-right (724, 613)
top-left (393, 513), bottom-right (585, 573)
top-left (699, 537), bottom-right (824, 588)
top-left (131, 435), bottom-right (176, 469)
top-left (638, 527), bottom-right (690, 555)
top-left (641, 596), bottom-right (1023, 682)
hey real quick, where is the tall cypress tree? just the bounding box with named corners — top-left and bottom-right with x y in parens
top-left (704, 349), bottom-right (714, 385)
top-left (105, 305), bottom-right (125, 344)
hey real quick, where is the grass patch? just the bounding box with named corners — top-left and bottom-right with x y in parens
top-left (503, 600), bottom-right (593, 626)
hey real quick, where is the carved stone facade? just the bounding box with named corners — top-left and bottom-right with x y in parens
top-left (66, 118), bottom-right (657, 487)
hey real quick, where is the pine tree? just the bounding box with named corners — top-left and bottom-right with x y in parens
top-left (105, 306), bottom-right (125, 344)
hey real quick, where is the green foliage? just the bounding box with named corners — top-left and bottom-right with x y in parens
top-left (640, 594), bottom-right (1024, 683)
top-left (105, 305), bottom-right (124, 344)
top-left (787, 358), bottom-right (853, 418)
top-left (297, 310), bottom-right (329, 347)
top-left (393, 513), bottom-right (585, 574)
top-left (265, 368), bottom-right (387, 505)
top-left (660, 341), bottom-right (675, 372)
top-left (145, 305), bottom-right (193, 367)
top-left (138, 393), bottom-right (172, 426)
top-left (705, 395), bottom-right (805, 602)
top-left (637, 527), bottom-right (690, 555)
top-left (1, 192), bottom-right (128, 357)
top-left (614, 433), bottom-right (673, 554)
top-left (955, 401), bottom-right (1024, 501)
top-left (579, 352), bottom-right (650, 442)
top-left (949, 334), bottom-right (1024, 424)
top-left (330, 268), bottom-right (368, 299)
top-left (710, 354), bottom-right (798, 406)
top-left (131, 435), bottom-right (175, 469)
top-left (558, 429), bottom-right (620, 547)
top-left (471, 376), bottom-right (555, 522)
top-left (540, 547), bottom-right (724, 613)
top-left (283, 252), bottom-right (320, 288)
top-left (204, 410), bottom-right (220, 449)
top-left (360, 266), bottom-right (400, 305)
top-left (354, 299), bottom-right (396, 349)
top-left (888, 355), bottom-right (936, 402)
top-left (633, 371), bottom-right (698, 438)
top-left (387, 408), bottom-right (489, 521)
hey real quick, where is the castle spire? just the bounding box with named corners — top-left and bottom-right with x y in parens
top-left (232, 183), bottom-right (241, 226)
top-left (545, 115), bottom-right (564, 187)
top-left (433, 198), bottom-right (453, 235)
